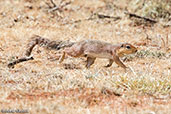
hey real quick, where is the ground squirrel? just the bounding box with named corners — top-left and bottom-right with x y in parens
top-left (8, 35), bottom-right (137, 70)
top-left (59, 40), bottom-right (137, 70)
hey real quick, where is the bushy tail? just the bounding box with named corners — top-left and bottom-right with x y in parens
top-left (8, 35), bottom-right (75, 68)
top-left (25, 35), bottom-right (74, 56)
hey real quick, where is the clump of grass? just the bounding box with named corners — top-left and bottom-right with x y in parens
top-left (128, 0), bottom-right (171, 20)
top-left (135, 50), bottom-right (166, 58)
top-left (123, 50), bottom-right (167, 62)
top-left (112, 75), bottom-right (171, 95)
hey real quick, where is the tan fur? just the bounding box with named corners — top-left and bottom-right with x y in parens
top-left (59, 40), bottom-right (137, 69)
top-left (8, 35), bottom-right (137, 69)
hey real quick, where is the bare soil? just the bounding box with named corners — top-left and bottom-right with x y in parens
top-left (0, 0), bottom-right (170, 114)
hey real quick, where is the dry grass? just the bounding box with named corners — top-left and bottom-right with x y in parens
top-left (0, 0), bottom-right (170, 114)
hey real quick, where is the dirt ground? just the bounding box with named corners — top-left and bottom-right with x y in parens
top-left (0, 0), bottom-right (170, 114)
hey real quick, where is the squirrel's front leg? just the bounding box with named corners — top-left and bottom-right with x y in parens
top-left (113, 54), bottom-right (127, 70)
top-left (59, 51), bottom-right (66, 63)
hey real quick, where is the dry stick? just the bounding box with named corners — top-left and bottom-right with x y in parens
top-left (61, 13), bottom-right (121, 25)
top-left (124, 12), bottom-right (157, 24)
top-left (0, 47), bottom-right (3, 51)
top-left (161, 37), bottom-right (166, 49)
top-left (166, 34), bottom-right (169, 50)
top-left (50, 0), bottom-right (57, 7)
top-left (49, 1), bottom-right (71, 12)
top-left (161, 34), bottom-right (169, 51)
top-left (45, 0), bottom-right (57, 8)
top-left (96, 13), bottom-right (121, 20)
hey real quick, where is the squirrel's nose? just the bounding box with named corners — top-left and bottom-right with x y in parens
top-left (135, 49), bottom-right (138, 52)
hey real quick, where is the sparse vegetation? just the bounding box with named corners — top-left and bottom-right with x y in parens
top-left (129, 0), bottom-right (171, 19)
top-left (0, 0), bottom-right (170, 114)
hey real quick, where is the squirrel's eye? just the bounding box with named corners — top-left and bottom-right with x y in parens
top-left (126, 45), bottom-right (131, 49)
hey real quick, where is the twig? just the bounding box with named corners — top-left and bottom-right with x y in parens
top-left (0, 47), bottom-right (3, 51)
top-left (45, 0), bottom-right (57, 8)
top-left (50, 0), bottom-right (57, 7)
top-left (125, 12), bottom-right (157, 24)
top-left (8, 57), bottom-right (34, 68)
top-left (161, 34), bottom-right (169, 51)
top-left (128, 65), bottom-right (137, 77)
top-left (49, 1), bottom-right (71, 12)
top-left (161, 37), bottom-right (166, 49)
top-left (96, 13), bottom-right (121, 20)
top-left (61, 13), bottom-right (121, 25)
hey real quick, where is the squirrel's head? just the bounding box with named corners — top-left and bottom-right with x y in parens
top-left (116, 43), bottom-right (137, 57)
